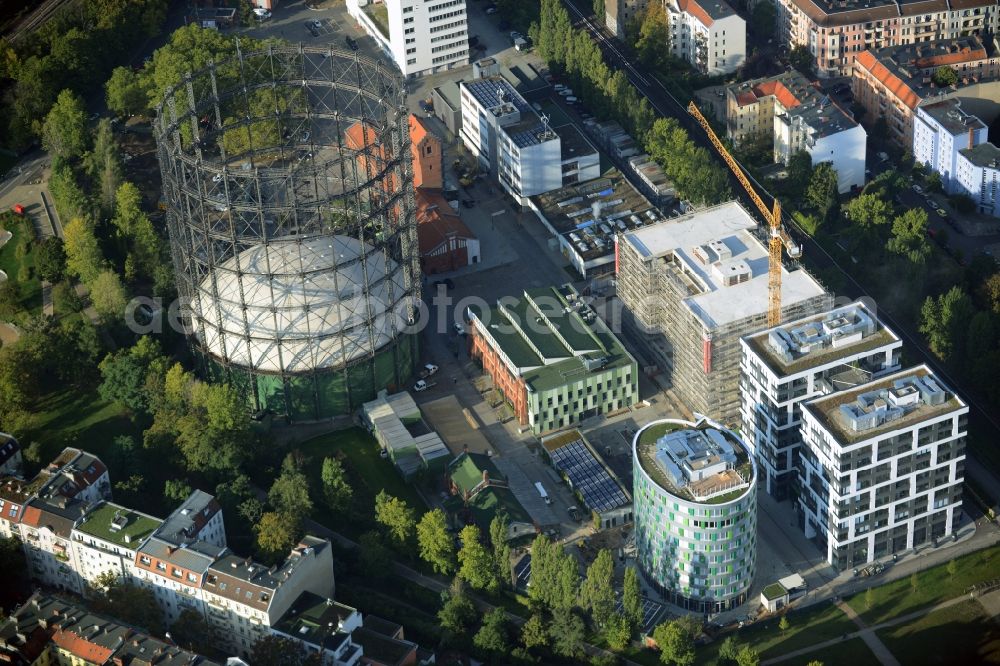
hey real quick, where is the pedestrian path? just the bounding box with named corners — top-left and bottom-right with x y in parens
top-left (835, 600), bottom-right (899, 666)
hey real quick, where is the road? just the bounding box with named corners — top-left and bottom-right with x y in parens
top-left (559, 0), bottom-right (1000, 500)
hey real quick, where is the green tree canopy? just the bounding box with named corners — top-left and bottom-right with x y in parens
top-left (521, 613), bottom-right (549, 650)
top-left (358, 531), bottom-right (392, 580)
top-left (843, 192), bottom-right (892, 231)
top-left (550, 608), bottom-right (586, 659)
top-left (652, 618), bottom-right (697, 666)
top-left (473, 608), bottom-right (510, 658)
top-left (63, 217), bottom-right (106, 284)
top-left (580, 548), bottom-right (615, 627)
top-left (374, 490), bottom-right (416, 545)
top-left (255, 511), bottom-right (298, 561)
top-left (92, 576), bottom-right (164, 635)
top-left (35, 237), bottom-right (66, 282)
top-left (438, 578), bottom-right (477, 634)
top-left (268, 454), bottom-right (313, 524)
top-left (920, 286), bottom-right (974, 361)
top-left (789, 45), bottom-right (814, 77)
top-left (635, 3), bottom-right (670, 68)
top-left (42, 89), bottom-right (88, 162)
top-left (98, 336), bottom-right (169, 415)
top-left (806, 162), bottom-right (840, 222)
top-left (622, 566), bottom-right (643, 632)
top-left (106, 66), bottom-right (149, 117)
top-left (887, 208), bottom-right (932, 265)
top-left (416, 508), bottom-right (456, 575)
top-left (751, 0), bottom-right (776, 37)
top-left (250, 635), bottom-right (319, 666)
top-left (489, 512), bottom-right (512, 588)
top-left (90, 269), bottom-right (128, 322)
top-left (931, 66), bottom-right (958, 87)
top-left (320, 457), bottom-right (352, 512)
top-left (458, 524), bottom-right (499, 593)
top-left (605, 612), bottom-right (632, 651)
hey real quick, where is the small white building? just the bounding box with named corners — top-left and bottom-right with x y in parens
top-left (347, 0), bottom-right (470, 77)
top-left (666, 0), bottom-right (746, 75)
top-left (914, 99), bottom-right (1000, 218)
top-left (459, 76), bottom-right (599, 204)
top-left (799, 366), bottom-right (967, 569)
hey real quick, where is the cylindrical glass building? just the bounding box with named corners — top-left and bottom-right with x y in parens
top-left (153, 45), bottom-right (420, 421)
top-left (632, 418), bottom-right (757, 613)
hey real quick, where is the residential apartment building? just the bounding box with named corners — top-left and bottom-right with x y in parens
top-left (467, 284), bottom-right (638, 434)
top-left (666, 0), bottom-right (746, 75)
top-left (740, 302), bottom-right (903, 500)
top-left (604, 0), bottom-right (654, 36)
top-left (775, 0), bottom-right (1000, 77)
top-left (0, 592), bottom-right (224, 666)
top-left (616, 201), bottom-right (831, 425)
top-left (0, 433), bottom-right (21, 476)
top-left (347, 0), bottom-right (469, 77)
top-left (799, 366), bottom-right (967, 569)
top-left (70, 502), bottom-right (162, 591)
top-left (913, 98), bottom-right (1000, 217)
top-left (459, 75), bottom-right (599, 204)
top-left (726, 71), bottom-right (867, 192)
top-left (852, 36), bottom-right (1000, 147)
top-left (632, 418), bottom-right (758, 613)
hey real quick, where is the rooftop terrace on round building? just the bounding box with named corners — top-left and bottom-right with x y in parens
top-left (635, 421), bottom-right (754, 505)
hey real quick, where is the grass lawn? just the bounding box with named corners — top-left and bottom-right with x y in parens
top-left (878, 599), bottom-right (1000, 665)
top-left (0, 214), bottom-right (42, 315)
top-left (846, 544), bottom-right (1000, 625)
top-left (24, 387), bottom-right (137, 465)
top-left (297, 428), bottom-right (427, 536)
top-left (695, 602), bottom-right (856, 664)
top-left (780, 637), bottom-right (880, 666)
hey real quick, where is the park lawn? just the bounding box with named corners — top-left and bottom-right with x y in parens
top-left (24, 386), bottom-right (137, 464)
top-left (0, 214), bottom-right (42, 315)
top-left (695, 602), bottom-right (856, 664)
top-left (878, 599), bottom-right (1000, 666)
top-left (780, 637), bottom-right (880, 666)
top-left (297, 428), bottom-right (427, 535)
top-left (846, 544), bottom-right (1000, 625)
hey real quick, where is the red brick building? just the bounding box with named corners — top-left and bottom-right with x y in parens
top-left (415, 189), bottom-right (479, 274)
top-left (409, 115), bottom-right (442, 190)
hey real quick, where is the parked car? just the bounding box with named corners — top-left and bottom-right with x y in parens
top-left (565, 96), bottom-right (578, 104)
top-left (345, 35), bottom-right (358, 50)
top-left (253, 8), bottom-right (271, 19)
top-left (423, 363), bottom-right (439, 376)
top-left (485, 5), bottom-right (498, 14)
top-left (305, 21), bottom-right (319, 37)
top-left (413, 379), bottom-right (429, 392)
top-left (912, 184), bottom-right (923, 194)
top-left (936, 208), bottom-right (947, 217)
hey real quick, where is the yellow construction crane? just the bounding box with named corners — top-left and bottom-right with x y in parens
top-left (686, 101), bottom-right (801, 327)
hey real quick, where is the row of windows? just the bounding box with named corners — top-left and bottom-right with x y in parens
top-left (431, 38), bottom-right (466, 53)
top-left (432, 49), bottom-right (467, 64)
top-left (429, 7), bottom-right (465, 23)
top-left (430, 18), bottom-right (465, 33)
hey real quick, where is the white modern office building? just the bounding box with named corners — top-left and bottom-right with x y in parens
top-left (633, 418), bottom-right (757, 613)
top-left (347, 0), bottom-right (470, 77)
top-left (459, 76), bottom-right (599, 204)
top-left (799, 366), bottom-right (967, 569)
top-left (740, 302), bottom-right (903, 500)
top-left (665, 0), bottom-right (746, 75)
top-left (913, 99), bottom-right (1000, 218)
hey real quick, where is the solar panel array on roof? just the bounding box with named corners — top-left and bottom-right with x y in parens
top-left (465, 78), bottom-right (529, 113)
top-left (510, 125), bottom-right (555, 148)
top-left (549, 440), bottom-right (629, 513)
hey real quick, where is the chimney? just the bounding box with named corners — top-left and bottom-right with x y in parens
top-left (482, 470), bottom-right (489, 483)
top-left (969, 126), bottom-right (975, 149)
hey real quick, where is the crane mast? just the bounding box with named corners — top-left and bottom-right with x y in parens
top-left (686, 101), bottom-right (800, 327)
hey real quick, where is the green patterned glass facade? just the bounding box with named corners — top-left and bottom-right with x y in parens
top-left (632, 419), bottom-right (758, 613)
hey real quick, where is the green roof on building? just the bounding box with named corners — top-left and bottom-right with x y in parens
top-left (74, 502), bottom-right (161, 549)
top-left (469, 285), bottom-right (636, 393)
top-left (449, 453), bottom-right (504, 495)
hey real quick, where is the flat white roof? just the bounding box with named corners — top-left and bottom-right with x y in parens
top-left (622, 201), bottom-right (827, 328)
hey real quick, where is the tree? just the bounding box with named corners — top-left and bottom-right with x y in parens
top-left (36, 237), bottom-right (66, 282)
top-left (887, 208), bottom-right (932, 265)
top-left (90, 269), bottom-right (127, 322)
top-left (416, 508), bottom-right (456, 575)
top-left (779, 615), bottom-right (790, 632)
top-left (474, 608), bottom-right (510, 658)
top-left (806, 162), bottom-right (840, 222)
top-left (458, 524), bottom-right (499, 593)
top-left (438, 578), bottom-right (476, 634)
top-left (925, 170), bottom-right (943, 193)
top-left (319, 456), bottom-right (352, 512)
top-left (63, 217), bottom-right (106, 284)
top-left (250, 635), bottom-right (317, 666)
top-left (550, 608), bottom-right (586, 659)
top-left (735, 645), bottom-right (761, 666)
top-left (593, 0), bottom-right (606, 21)
top-left (489, 512), bottom-right (512, 588)
top-left (255, 511), bottom-right (298, 560)
top-left (170, 610), bottom-right (213, 655)
top-left (931, 66), bottom-right (958, 88)
top-left (947, 558), bottom-right (957, 575)
top-left (789, 45), bottom-right (814, 77)
top-left (787, 150), bottom-right (813, 192)
top-left (605, 612), bottom-right (632, 651)
top-left (93, 577), bottom-right (164, 635)
top-left (580, 549), bottom-right (615, 627)
top-left (521, 613), bottom-right (549, 650)
top-left (843, 193), bottom-right (892, 231)
top-left (979, 272), bottom-right (1000, 314)
top-left (268, 454), bottom-right (313, 523)
top-left (528, 533), bottom-right (579, 612)
top-left (864, 587), bottom-right (874, 610)
top-left (42, 89), bottom-right (88, 162)
top-left (98, 336), bottom-right (168, 415)
top-left (751, 0), bottom-right (776, 37)
top-left (623, 566), bottom-right (643, 632)
top-left (105, 66), bottom-right (149, 117)
top-left (652, 619), bottom-right (695, 666)
top-left (358, 531), bottom-right (392, 580)
top-left (374, 490), bottom-right (415, 545)
top-left (635, 3), bottom-right (670, 69)
top-left (163, 479), bottom-right (193, 506)
top-left (920, 286), bottom-right (974, 360)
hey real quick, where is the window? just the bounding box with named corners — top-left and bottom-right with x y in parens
top-left (407, 58), bottom-right (416, 65)
top-left (187, 573), bottom-right (197, 583)
top-left (156, 562), bottom-right (166, 571)
top-left (172, 567), bottom-right (182, 578)
top-left (403, 5), bottom-right (413, 11)
top-left (426, 145), bottom-right (433, 155)
top-left (140, 556), bottom-right (151, 565)
top-left (404, 17), bottom-right (413, 24)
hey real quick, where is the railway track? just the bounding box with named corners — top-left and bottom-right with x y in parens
top-left (7, 0), bottom-right (76, 42)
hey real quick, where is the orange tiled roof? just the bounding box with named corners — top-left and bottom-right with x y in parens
top-left (50, 628), bottom-right (115, 663)
top-left (409, 114), bottom-right (432, 145)
top-left (735, 90), bottom-right (759, 107)
top-left (678, 0), bottom-right (714, 26)
top-left (855, 50), bottom-right (920, 109)
top-left (415, 189), bottom-right (475, 255)
top-left (20, 505), bottom-right (42, 527)
top-left (914, 47), bottom-right (987, 69)
top-left (752, 81), bottom-right (801, 109)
